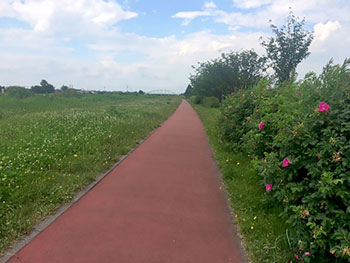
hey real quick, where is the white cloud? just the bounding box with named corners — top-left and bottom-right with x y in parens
top-left (172, 11), bottom-right (211, 26)
top-left (233, 0), bottom-right (273, 9)
top-left (12, 0), bottom-right (55, 31)
top-left (172, 1), bottom-right (219, 26)
top-left (173, 0), bottom-right (350, 30)
top-left (204, 1), bottom-right (217, 9)
top-left (0, 0), bottom-right (138, 32)
top-left (314, 21), bottom-right (341, 41)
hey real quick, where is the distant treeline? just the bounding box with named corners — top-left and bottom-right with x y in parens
top-left (0, 80), bottom-right (147, 99)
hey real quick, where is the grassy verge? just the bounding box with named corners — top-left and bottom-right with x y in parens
top-left (0, 93), bottom-right (181, 256)
top-left (193, 104), bottom-right (294, 263)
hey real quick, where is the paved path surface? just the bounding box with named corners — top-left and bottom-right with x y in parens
top-left (7, 100), bottom-right (244, 263)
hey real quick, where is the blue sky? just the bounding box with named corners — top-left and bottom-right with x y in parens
top-left (0, 0), bottom-right (349, 93)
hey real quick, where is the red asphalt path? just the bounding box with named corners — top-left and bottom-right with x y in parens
top-left (7, 100), bottom-right (244, 263)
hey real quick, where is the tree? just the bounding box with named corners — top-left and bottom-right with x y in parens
top-left (31, 80), bottom-right (55, 94)
top-left (260, 11), bottom-right (313, 83)
top-left (40, 80), bottom-right (55, 93)
top-left (189, 49), bottom-right (266, 100)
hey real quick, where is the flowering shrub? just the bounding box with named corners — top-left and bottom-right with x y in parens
top-left (220, 78), bottom-right (271, 148)
top-left (221, 59), bottom-right (350, 261)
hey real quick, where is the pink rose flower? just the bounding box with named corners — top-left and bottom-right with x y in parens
top-left (259, 121), bottom-right (265, 130)
top-left (282, 158), bottom-right (291, 167)
top-left (305, 252), bottom-right (310, 256)
top-left (266, 184), bottom-right (272, 192)
top-left (318, 101), bottom-right (330, 112)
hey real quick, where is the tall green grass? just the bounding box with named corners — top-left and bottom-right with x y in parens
top-left (194, 104), bottom-right (294, 263)
top-left (0, 93), bottom-right (181, 255)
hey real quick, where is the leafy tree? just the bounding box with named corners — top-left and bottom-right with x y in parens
top-left (40, 80), bottom-right (55, 93)
top-left (31, 80), bottom-right (55, 94)
top-left (260, 11), bottom-right (313, 83)
top-left (190, 49), bottom-right (266, 100)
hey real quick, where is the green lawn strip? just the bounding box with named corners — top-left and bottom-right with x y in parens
top-left (193, 104), bottom-right (294, 263)
top-left (0, 94), bottom-right (181, 255)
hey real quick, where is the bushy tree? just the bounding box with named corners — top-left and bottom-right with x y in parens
top-left (260, 11), bottom-right (313, 83)
top-left (190, 49), bottom-right (266, 100)
top-left (31, 80), bottom-right (55, 94)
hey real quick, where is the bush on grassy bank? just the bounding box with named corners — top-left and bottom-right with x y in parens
top-left (7, 86), bottom-right (33, 99)
top-left (220, 59), bottom-right (350, 262)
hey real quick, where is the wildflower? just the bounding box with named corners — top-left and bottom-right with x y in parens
top-left (246, 116), bottom-right (251, 121)
top-left (318, 101), bottom-right (330, 112)
top-left (234, 214), bottom-right (238, 218)
top-left (237, 162), bottom-right (240, 166)
top-left (242, 218), bottom-right (246, 222)
top-left (305, 252), bottom-right (310, 256)
top-left (268, 87), bottom-right (273, 91)
top-left (231, 92), bottom-right (234, 96)
top-left (296, 93), bottom-right (301, 97)
top-left (282, 158), bottom-right (291, 167)
top-left (250, 226), bottom-right (254, 230)
top-left (266, 184), bottom-right (272, 192)
top-left (74, 154), bottom-right (78, 158)
top-left (253, 216), bottom-right (257, 220)
top-left (259, 121), bottom-right (265, 130)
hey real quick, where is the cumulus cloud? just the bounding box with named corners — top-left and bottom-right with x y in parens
top-left (0, 0), bottom-right (138, 32)
top-left (204, 1), bottom-right (217, 9)
top-left (314, 21), bottom-right (341, 41)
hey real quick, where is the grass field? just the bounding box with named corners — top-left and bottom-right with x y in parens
top-left (193, 104), bottom-right (295, 263)
top-left (0, 93), bottom-right (181, 255)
